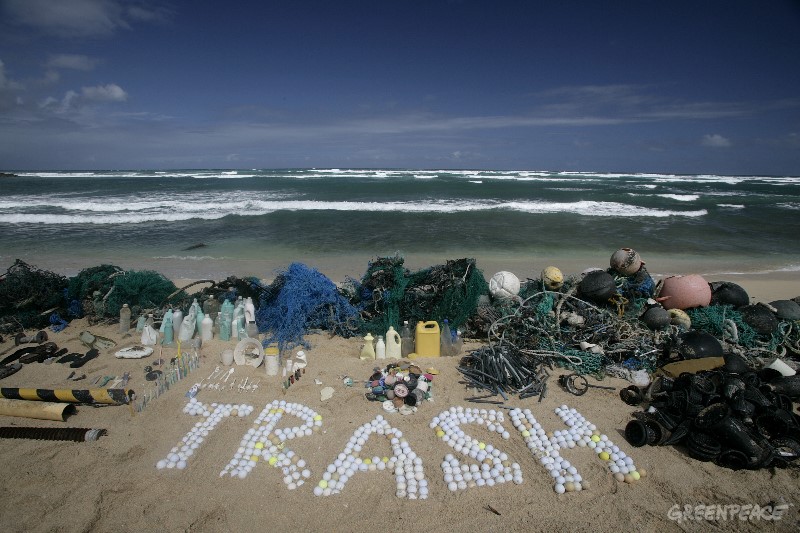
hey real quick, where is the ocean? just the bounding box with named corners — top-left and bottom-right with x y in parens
top-left (1, 169), bottom-right (799, 282)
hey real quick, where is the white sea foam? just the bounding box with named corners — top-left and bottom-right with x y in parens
top-left (0, 196), bottom-right (707, 224)
top-left (656, 194), bottom-right (700, 201)
top-left (717, 204), bottom-right (745, 209)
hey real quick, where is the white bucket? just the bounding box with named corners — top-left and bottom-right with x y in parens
top-left (766, 357), bottom-right (796, 377)
top-left (265, 355), bottom-right (279, 376)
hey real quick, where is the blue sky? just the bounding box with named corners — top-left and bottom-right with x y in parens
top-left (0, 0), bottom-right (798, 173)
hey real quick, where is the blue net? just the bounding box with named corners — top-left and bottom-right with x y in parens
top-left (255, 263), bottom-right (361, 352)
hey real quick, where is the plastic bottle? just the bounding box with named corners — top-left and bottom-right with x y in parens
top-left (376, 335), bottom-right (386, 360)
top-left (171, 308), bottom-right (184, 339)
top-left (360, 333), bottom-right (375, 360)
top-left (162, 313), bottom-right (174, 345)
top-left (441, 319), bottom-right (453, 357)
top-left (136, 315), bottom-right (146, 333)
top-left (452, 328), bottom-right (463, 356)
top-left (220, 300), bottom-right (234, 341)
top-left (119, 304), bottom-right (131, 334)
top-left (386, 326), bottom-right (401, 359)
top-left (160, 309), bottom-right (173, 333)
top-left (179, 313), bottom-right (195, 342)
top-left (201, 314), bottom-right (214, 341)
top-left (214, 312), bottom-right (221, 336)
top-left (400, 321), bottom-right (414, 358)
top-left (145, 313), bottom-right (155, 328)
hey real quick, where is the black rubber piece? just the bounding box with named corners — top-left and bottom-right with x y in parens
top-left (715, 449), bottom-right (749, 470)
top-left (722, 352), bottom-right (750, 374)
top-left (625, 419), bottom-right (653, 447)
top-left (739, 304), bottom-right (779, 336)
top-left (70, 349), bottom-right (99, 368)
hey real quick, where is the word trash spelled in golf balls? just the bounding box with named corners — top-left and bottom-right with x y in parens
top-left (157, 399), bottom-right (642, 497)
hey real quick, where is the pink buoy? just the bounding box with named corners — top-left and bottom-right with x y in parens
top-left (658, 274), bottom-right (711, 310)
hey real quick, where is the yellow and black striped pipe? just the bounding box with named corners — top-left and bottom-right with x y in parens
top-left (0, 388), bottom-right (134, 405)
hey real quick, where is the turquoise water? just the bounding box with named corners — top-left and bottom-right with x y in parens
top-left (1, 169), bottom-right (799, 280)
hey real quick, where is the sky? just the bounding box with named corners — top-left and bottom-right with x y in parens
top-left (0, 0), bottom-right (798, 174)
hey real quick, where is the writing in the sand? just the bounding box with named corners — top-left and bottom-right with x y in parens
top-left (157, 401), bottom-right (640, 498)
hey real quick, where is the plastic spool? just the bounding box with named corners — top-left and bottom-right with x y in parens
top-left (233, 338), bottom-right (264, 368)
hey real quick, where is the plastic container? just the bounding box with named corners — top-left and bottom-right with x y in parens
top-left (400, 321), bottom-right (414, 358)
top-left (119, 304), bottom-right (131, 334)
top-left (265, 345), bottom-right (279, 375)
top-left (360, 333), bottom-right (376, 360)
top-left (171, 309), bottom-right (183, 338)
top-left (201, 315), bottom-right (214, 341)
top-left (136, 315), bottom-right (146, 333)
top-left (386, 326), bottom-right (401, 359)
top-left (376, 335), bottom-right (386, 359)
top-left (414, 321), bottom-right (440, 357)
top-left (162, 314), bottom-right (174, 345)
top-left (441, 319), bottom-right (453, 356)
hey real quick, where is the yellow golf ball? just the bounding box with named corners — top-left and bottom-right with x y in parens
top-left (268, 456), bottom-right (278, 466)
top-left (522, 430), bottom-right (530, 437)
top-left (313, 415), bottom-right (322, 421)
top-left (255, 442), bottom-right (264, 449)
top-left (319, 480), bottom-right (328, 489)
top-left (591, 435), bottom-right (601, 442)
top-left (478, 442), bottom-right (486, 450)
top-left (436, 430), bottom-right (445, 438)
top-left (250, 455), bottom-right (259, 462)
top-left (364, 458), bottom-right (372, 465)
top-left (598, 451), bottom-right (610, 461)
top-left (631, 470), bottom-right (640, 481)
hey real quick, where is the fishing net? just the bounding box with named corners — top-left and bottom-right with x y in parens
top-left (0, 260), bottom-right (68, 332)
top-left (687, 305), bottom-right (760, 348)
top-left (255, 262), bottom-right (361, 352)
top-left (66, 264), bottom-right (124, 318)
top-left (345, 256), bottom-right (488, 335)
top-left (104, 270), bottom-right (185, 319)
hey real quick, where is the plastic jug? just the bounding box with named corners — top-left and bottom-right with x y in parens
top-left (414, 321), bottom-right (440, 357)
top-left (386, 326), bottom-right (402, 359)
top-left (201, 315), bottom-right (214, 341)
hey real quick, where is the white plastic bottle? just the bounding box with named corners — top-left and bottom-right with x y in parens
top-left (441, 319), bottom-right (453, 357)
top-left (201, 314), bottom-right (214, 341)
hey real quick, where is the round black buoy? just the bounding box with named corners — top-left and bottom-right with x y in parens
top-left (739, 304), bottom-right (779, 336)
top-left (710, 281), bottom-right (750, 308)
top-left (641, 304), bottom-right (670, 329)
top-left (678, 330), bottom-right (723, 360)
top-left (769, 300), bottom-right (800, 320)
top-left (578, 270), bottom-right (617, 303)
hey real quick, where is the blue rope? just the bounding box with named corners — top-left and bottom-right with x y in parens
top-left (49, 312), bottom-right (68, 332)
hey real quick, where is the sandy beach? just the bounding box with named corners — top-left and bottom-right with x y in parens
top-left (1, 264), bottom-right (799, 533)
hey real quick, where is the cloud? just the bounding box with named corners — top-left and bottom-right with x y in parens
top-left (82, 83), bottom-right (127, 102)
top-left (701, 133), bottom-right (732, 148)
top-left (1, 0), bottom-right (170, 37)
top-left (40, 83), bottom-right (127, 113)
top-left (46, 54), bottom-right (98, 71)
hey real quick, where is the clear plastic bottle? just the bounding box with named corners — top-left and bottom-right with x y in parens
top-left (201, 314), bottom-right (214, 341)
top-left (441, 319), bottom-right (453, 357)
top-left (119, 304), bottom-right (131, 334)
top-left (136, 315), bottom-right (146, 333)
top-left (452, 328), bottom-right (463, 356)
top-left (376, 335), bottom-right (386, 359)
top-left (400, 320), bottom-right (414, 358)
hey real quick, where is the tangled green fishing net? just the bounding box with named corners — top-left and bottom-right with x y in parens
top-left (346, 256), bottom-right (488, 335)
top-left (0, 260), bottom-right (68, 331)
top-left (104, 270), bottom-right (185, 318)
top-left (687, 305), bottom-right (760, 347)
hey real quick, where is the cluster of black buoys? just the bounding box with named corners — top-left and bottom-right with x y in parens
top-left (621, 353), bottom-right (800, 470)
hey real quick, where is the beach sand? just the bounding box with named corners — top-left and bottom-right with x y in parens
top-left (1, 269), bottom-right (799, 532)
